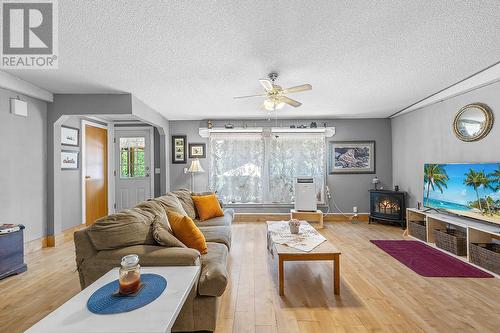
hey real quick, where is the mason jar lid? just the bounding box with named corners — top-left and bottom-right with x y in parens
top-left (121, 254), bottom-right (139, 268)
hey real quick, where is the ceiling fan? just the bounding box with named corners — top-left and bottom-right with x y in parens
top-left (234, 72), bottom-right (312, 111)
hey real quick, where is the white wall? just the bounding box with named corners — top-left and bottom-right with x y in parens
top-left (0, 88), bottom-right (47, 242)
top-left (392, 80), bottom-right (500, 208)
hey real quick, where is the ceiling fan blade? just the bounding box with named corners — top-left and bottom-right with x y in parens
top-left (282, 84), bottom-right (312, 94)
top-left (233, 93), bottom-right (267, 99)
top-left (279, 96), bottom-right (302, 108)
top-left (259, 79), bottom-right (274, 91)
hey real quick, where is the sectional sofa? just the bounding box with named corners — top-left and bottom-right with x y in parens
top-left (74, 189), bottom-right (233, 332)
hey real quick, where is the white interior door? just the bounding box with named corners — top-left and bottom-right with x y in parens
top-left (115, 128), bottom-right (154, 210)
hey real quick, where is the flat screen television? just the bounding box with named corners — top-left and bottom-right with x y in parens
top-left (424, 163), bottom-right (500, 225)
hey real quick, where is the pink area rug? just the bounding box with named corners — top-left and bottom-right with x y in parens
top-left (370, 240), bottom-right (493, 278)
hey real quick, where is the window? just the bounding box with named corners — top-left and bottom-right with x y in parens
top-left (268, 133), bottom-right (325, 203)
top-left (209, 131), bottom-right (325, 204)
top-left (209, 133), bottom-right (264, 203)
top-left (120, 137), bottom-right (146, 178)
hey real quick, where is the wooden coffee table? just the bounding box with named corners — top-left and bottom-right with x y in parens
top-left (267, 221), bottom-right (341, 296)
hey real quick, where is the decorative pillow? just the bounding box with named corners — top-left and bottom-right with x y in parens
top-left (153, 193), bottom-right (188, 216)
top-left (172, 189), bottom-right (197, 220)
top-left (87, 208), bottom-right (156, 250)
top-left (167, 211), bottom-right (208, 254)
top-left (152, 215), bottom-right (186, 248)
top-left (191, 194), bottom-right (224, 221)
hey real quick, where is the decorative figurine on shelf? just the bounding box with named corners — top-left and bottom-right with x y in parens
top-left (290, 125), bottom-right (296, 128)
top-left (323, 122), bottom-right (327, 128)
top-left (394, 185), bottom-right (399, 191)
top-left (372, 176), bottom-right (380, 190)
top-left (207, 120), bottom-right (213, 129)
top-left (288, 219), bottom-right (301, 234)
top-left (224, 123), bottom-right (234, 129)
top-left (310, 122), bottom-right (317, 128)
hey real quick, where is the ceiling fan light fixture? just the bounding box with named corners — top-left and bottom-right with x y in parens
top-left (263, 98), bottom-right (285, 111)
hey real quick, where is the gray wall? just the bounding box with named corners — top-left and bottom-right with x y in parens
top-left (170, 118), bottom-right (392, 213)
top-left (392, 80), bottom-right (500, 208)
top-left (60, 116), bottom-right (83, 230)
top-left (0, 88), bottom-right (47, 242)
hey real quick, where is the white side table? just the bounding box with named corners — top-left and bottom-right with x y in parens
top-left (26, 266), bottom-right (200, 333)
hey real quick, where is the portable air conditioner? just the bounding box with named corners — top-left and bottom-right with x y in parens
top-left (294, 177), bottom-right (317, 211)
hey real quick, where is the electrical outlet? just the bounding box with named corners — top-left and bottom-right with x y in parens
top-left (353, 206), bottom-right (358, 213)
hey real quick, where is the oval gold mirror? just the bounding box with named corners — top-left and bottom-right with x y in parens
top-left (453, 103), bottom-right (494, 142)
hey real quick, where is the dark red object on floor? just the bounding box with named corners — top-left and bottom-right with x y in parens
top-left (370, 240), bottom-right (493, 278)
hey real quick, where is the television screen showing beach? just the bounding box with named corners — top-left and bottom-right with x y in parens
top-left (423, 163), bottom-right (500, 224)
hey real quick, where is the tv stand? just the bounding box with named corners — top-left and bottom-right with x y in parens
top-left (406, 208), bottom-right (500, 277)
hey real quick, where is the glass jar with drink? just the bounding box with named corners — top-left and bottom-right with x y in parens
top-left (119, 254), bottom-right (141, 295)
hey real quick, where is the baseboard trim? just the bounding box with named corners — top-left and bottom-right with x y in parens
top-left (24, 224), bottom-right (86, 253)
top-left (234, 213), bottom-right (369, 223)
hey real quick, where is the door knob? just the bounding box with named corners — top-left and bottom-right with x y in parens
top-left (85, 176), bottom-right (91, 179)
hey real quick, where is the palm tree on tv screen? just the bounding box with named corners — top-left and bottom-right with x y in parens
top-left (464, 169), bottom-right (488, 213)
top-left (490, 166), bottom-right (500, 191)
top-left (480, 174), bottom-right (494, 215)
top-left (424, 164), bottom-right (449, 206)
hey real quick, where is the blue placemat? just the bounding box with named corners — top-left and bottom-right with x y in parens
top-left (87, 273), bottom-right (167, 314)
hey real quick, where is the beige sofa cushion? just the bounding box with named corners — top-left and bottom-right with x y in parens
top-left (154, 193), bottom-right (188, 216)
top-left (152, 215), bottom-right (186, 248)
top-left (135, 199), bottom-right (168, 220)
top-left (194, 209), bottom-right (234, 227)
top-left (87, 208), bottom-right (156, 250)
top-left (199, 226), bottom-right (231, 249)
top-left (172, 188), bottom-right (197, 220)
top-left (95, 245), bottom-right (201, 266)
top-left (198, 242), bottom-right (228, 297)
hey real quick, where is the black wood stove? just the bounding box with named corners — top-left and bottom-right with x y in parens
top-left (369, 190), bottom-right (406, 228)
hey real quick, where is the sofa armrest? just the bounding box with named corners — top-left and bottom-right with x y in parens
top-left (74, 229), bottom-right (98, 263)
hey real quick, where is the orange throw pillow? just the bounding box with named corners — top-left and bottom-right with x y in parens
top-left (166, 211), bottom-right (207, 254)
top-left (191, 194), bottom-right (224, 221)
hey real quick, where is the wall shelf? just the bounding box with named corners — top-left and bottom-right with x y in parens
top-left (198, 127), bottom-right (336, 138)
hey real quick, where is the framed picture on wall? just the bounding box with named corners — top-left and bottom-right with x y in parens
top-left (172, 135), bottom-right (187, 164)
top-left (61, 150), bottom-right (79, 170)
top-left (328, 141), bottom-right (375, 174)
top-left (188, 143), bottom-right (206, 158)
top-left (61, 126), bottom-right (79, 146)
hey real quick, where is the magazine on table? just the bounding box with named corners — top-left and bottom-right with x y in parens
top-left (0, 224), bottom-right (21, 234)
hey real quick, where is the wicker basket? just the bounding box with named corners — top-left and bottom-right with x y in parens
top-left (408, 220), bottom-right (426, 242)
top-left (469, 243), bottom-right (500, 275)
top-left (433, 228), bottom-right (467, 256)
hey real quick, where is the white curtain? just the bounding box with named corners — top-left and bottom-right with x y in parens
top-left (268, 133), bottom-right (325, 203)
top-left (209, 133), bottom-right (264, 203)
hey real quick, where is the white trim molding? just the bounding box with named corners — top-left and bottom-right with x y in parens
top-left (391, 61), bottom-right (500, 118)
top-left (0, 71), bottom-right (53, 102)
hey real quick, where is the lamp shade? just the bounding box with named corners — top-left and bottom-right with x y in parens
top-left (187, 159), bottom-right (205, 173)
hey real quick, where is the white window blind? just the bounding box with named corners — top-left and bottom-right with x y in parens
top-left (209, 131), bottom-right (325, 204)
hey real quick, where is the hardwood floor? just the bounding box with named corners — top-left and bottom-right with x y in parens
top-left (1, 222), bottom-right (499, 332)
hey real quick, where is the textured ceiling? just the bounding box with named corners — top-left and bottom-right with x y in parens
top-left (6, 1), bottom-right (500, 119)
